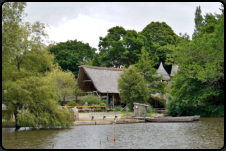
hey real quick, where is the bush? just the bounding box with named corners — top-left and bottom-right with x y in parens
top-left (99, 103), bottom-right (106, 106)
top-left (101, 99), bottom-right (106, 104)
top-left (147, 105), bottom-right (153, 113)
top-left (113, 106), bottom-right (122, 111)
top-left (80, 94), bottom-right (99, 106)
top-left (166, 99), bottom-right (224, 117)
top-left (67, 101), bottom-right (77, 106)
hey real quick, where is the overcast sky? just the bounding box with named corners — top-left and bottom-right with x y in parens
top-left (23, 2), bottom-right (222, 51)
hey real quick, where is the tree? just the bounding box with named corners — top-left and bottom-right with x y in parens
top-left (47, 64), bottom-right (83, 106)
top-left (97, 26), bottom-right (154, 68)
top-left (167, 5), bottom-right (224, 116)
top-left (2, 2), bottom-right (74, 130)
top-left (3, 76), bottom-right (74, 129)
top-left (2, 2), bottom-right (27, 69)
top-left (194, 6), bottom-right (203, 34)
top-left (134, 47), bottom-right (166, 95)
top-left (48, 39), bottom-right (97, 78)
top-left (141, 21), bottom-right (178, 74)
top-left (118, 66), bottom-right (149, 110)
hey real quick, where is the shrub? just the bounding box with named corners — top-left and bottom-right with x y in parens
top-left (101, 99), bottom-right (106, 104)
top-left (146, 105), bottom-right (153, 113)
top-left (80, 94), bottom-right (99, 106)
top-left (99, 103), bottom-right (106, 106)
top-left (113, 106), bottom-right (122, 111)
top-left (67, 101), bottom-right (77, 106)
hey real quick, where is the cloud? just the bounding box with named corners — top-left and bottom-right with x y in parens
top-left (46, 13), bottom-right (116, 49)
top-left (23, 2), bottom-right (222, 49)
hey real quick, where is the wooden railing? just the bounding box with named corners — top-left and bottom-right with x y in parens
top-left (153, 108), bottom-right (167, 114)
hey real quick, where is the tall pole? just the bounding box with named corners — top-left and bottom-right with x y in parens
top-left (107, 91), bottom-right (109, 108)
top-left (113, 94), bottom-right (114, 109)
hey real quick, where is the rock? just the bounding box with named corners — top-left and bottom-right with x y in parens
top-left (71, 107), bottom-right (79, 121)
top-left (84, 102), bottom-right (88, 109)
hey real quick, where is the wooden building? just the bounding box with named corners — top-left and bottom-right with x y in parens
top-left (77, 65), bottom-right (124, 108)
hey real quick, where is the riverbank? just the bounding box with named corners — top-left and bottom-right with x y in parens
top-left (2, 113), bottom-right (163, 127)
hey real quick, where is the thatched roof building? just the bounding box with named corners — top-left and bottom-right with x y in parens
top-left (155, 62), bottom-right (170, 81)
top-left (77, 65), bottom-right (124, 107)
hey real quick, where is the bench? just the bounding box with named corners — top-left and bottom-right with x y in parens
top-left (89, 112), bottom-right (119, 121)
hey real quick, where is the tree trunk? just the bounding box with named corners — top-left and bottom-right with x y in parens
top-left (16, 56), bottom-right (20, 72)
top-left (63, 96), bottom-right (66, 106)
top-left (14, 111), bottom-right (20, 131)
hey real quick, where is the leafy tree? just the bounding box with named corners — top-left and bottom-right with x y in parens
top-left (118, 66), bottom-right (149, 110)
top-left (167, 5), bottom-right (224, 117)
top-left (2, 2), bottom-right (27, 69)
top-left (2, 2), bottom-right (74, 130)
top-left (194, 5), bottom-right (203, 34)
top-left (134, 47), bottom-right (166, 95)
top-left (97, 26), bottom-right (154, 68)
top-left (47, 64), bottom-right (83, 106)
top-left (141, 21), bottom-right (178, 74)
top-left (48, 39), bottom-right (97, 78)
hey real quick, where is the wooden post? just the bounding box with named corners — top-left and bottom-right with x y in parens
top-left (114, 120), bottom-right (116, 142)
top-left (107, 91), bottom-right (109, 108)
top-left (113, 94), bottom-right (114, 109)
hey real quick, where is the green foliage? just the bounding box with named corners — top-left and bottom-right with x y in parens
top-left (99, 103), bottom-right (106, 106)
top-left (118, 66), bottom-right (149, 110)
top-left (67, 101), bottom-right (77, 106)
top-left (48, 39), bottom-right (96, 78)
top-left (97, 26), bottom-right (154, 68)
top-left (146, 105), bottom-right (153, 113)
top-left (2, 2), bottom-right (75, 128)
top-left (166, 100), bottom-right (224, 117)
top-left (134, 47), bottom-right (167, 95)
top-left (141, 21), bottom-right (178, 74)
top-left (100, 99), bottom-right (106, 104)
top-left (148, 96), bottom-right (165, 108)
top-left (113, 106), bottom-right (122, 112)
top-left (194, 5), bottom-right (203, 34)
top-left (2, 118), bottom-right (15, 125)
top-left (166, 5), bottom-right (224, 117)
top-left (80, 94), bottom-right (100, 106)
top-left (47, 64), bottom-right (83, 105)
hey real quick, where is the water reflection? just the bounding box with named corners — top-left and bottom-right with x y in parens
top-left (2, 118), bottom-right (224, 149)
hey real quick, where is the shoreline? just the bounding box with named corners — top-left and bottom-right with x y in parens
top-left (2, 119), bottom-right (146, 128)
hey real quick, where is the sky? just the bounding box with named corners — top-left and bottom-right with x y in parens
top-left (23, 2), bottom-right (222, 51)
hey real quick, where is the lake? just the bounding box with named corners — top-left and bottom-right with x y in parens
top-left (2, 118), bottom-right (224, 149)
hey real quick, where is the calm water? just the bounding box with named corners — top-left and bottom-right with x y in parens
top-left (2, 118), bottom-right (224, 149)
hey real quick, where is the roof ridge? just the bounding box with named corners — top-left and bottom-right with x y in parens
top-left (80, 65), bottom-right (124, 71)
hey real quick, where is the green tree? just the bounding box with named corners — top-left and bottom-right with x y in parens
top-left (98, 26), bottom-right (154, 68)
top-left (48, 39), bottom-right (97, 78)
top-left (141, 21), bottom-right (178, 74)
top-left (167, 5), bottom-right (224, 117)
top-left (194, 5), bottom-right (203, 34)
top-left (118, 66), bottom-right (149, 110)
top-left (134, 47), bottom-right (166, 95)
top-left (2, 2), bottom-right (27, 69)
top-left (2, 2), bottom-right (74, 130)
top-left (47, 64), bottom-right (83, 106)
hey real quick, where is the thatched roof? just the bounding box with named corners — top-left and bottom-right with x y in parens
top-left (170, 65), bottom-right (179, 76)
top-left (77, 65), bottom-right (123, 93)
top-left (155, 62), bottom-right (170, 80)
